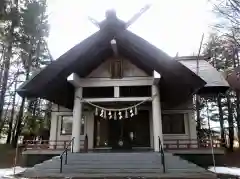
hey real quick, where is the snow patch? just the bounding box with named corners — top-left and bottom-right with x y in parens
top-left (0, 167), bottom-right (27, 179)
top-left (208, 166), bottom-right (240, 176)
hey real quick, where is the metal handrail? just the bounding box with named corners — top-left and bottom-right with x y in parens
top-left (60, 137), bottom-right (75, 173)
top-left (13, 143), bottom-right (19, 175)
top-left (158, 136), bottom-right (166, 173)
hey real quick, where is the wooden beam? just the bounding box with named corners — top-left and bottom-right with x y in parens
top-left (67, 73), bottom-right (154, 87)
top-left (82, 97), bottom-right (151, 103)
top-left (80, 77), bottom-right (153, 87)
top-left (67, 73), bottom-right (81, 87)
top-left (153, 70), bottom-right (161, 84)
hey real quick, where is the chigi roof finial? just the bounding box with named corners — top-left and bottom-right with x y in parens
top-left (105, 9), bottom-right (117, 20)
top-left (87, 5), bottom-right (151, 29)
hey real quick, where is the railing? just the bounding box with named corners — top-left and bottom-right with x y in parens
top-left (22, 138), bottom-right (222, 151)
top-left (158, 136), bottom-right (166, 173)
top-left (22, 140), bottom-right (72, 150)
top-left (60, 137), bottom-right (75, 173)
top-left (163, 139), bottom-right (222, 150)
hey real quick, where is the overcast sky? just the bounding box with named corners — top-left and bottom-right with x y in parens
top-left (47, 0), bottom-right (216, 59)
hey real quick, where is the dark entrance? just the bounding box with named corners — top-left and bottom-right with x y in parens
top-left (94, 110), bottom-right (150, 150)
top-left (108, 118), bottom-right (132, 150)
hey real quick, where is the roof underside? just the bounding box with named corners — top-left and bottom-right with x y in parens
top-left (17, 14), bottom-right (212, 109)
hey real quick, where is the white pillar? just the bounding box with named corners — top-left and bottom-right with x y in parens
top-left (152, 84), bottom-right (163, 152)
top-left (71, 87), bottom-right (83, 153)
top-left (49, 112), bottom-right (57, 149)
top-left (188, 112), bottom-right (197, 140)
top-left (188, 112), bottom-right (198, 148)
top-left (149, 110), bottom-right (154, 149)
top-left (114, 86), bottom-right (120, 98)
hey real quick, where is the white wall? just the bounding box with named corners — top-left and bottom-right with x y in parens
top-left (161, 99), bottom-right (197, 141)
top-left (49, 106), bottom-right (197, 149)
top-left (49, 109), bottom-right (94, 149)
top-left (147, 108), bottom-right (196, 149)
top-left (87, 57), bottom-right (149, 78)
top-left (162, 110), bottom-right (194, 140)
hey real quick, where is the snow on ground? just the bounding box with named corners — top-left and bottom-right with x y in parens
top-left (209, 166), bottom-right (240, 176)
top-left (0, 167), bottom-right (27, 179)
top-left (1, 166), bottom-right (240, 178)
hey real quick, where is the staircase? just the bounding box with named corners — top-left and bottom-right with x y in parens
top-left (20, 152), bottom-right (216, 178)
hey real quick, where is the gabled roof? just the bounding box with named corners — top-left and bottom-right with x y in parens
top-left (17, 10), bottom-right (206, 109)
top-left (177, 56), bottom-right (229, 93)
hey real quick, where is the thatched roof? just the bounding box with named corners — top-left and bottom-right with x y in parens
top-left (17, 10), bottom-right (208, 109)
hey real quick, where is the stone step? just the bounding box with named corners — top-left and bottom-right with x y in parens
top-left (33, 168), bottom-right (164, 173)
top-left (44, 160), bottom-right (163, 164)
top-left (19, 171), bottom-right (168, 178)
top-left (62, 156), bottom-right (160, 161)
top-left (36, 164), bottom-right (162, 170)
top-left (38, 163), bottom-right (163, 168)
top-left (45, 157), bottom-right (161, 161)
top-left (67, 152), bottom-right (157, 155)
top-left (41, 159), bottom-right (194, 171)
top-left (62, 153), bottom-right (160, 157)
top-left (37, 161), bottom-right (162, 168)
top-left (42, 160), bottom-right (163, 166)
top-left (60, 159), bottom-right (160, 162)
top-left (20, 172), bottom-right (216, 179)
top-left (19, 152), bottom-right (211, 178)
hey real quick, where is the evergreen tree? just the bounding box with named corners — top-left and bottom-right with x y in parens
top-left (12, 0), bottom-right (49, 146)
